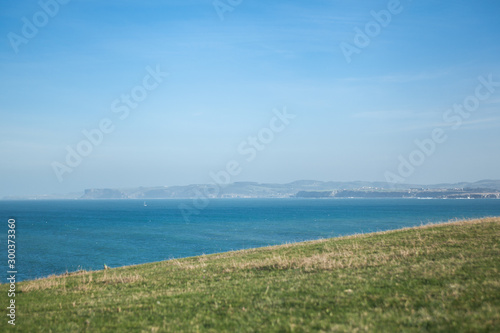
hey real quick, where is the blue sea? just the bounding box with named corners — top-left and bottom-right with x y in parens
top-left (1, 198), bottom-right (500, 282)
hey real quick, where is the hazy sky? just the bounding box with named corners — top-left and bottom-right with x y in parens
top-left (1, 0), bottom-right (499, 197)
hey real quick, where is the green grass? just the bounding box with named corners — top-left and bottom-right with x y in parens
top-left (2, 217), bottom-right (500, 332)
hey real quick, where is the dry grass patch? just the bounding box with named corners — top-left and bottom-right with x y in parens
top-left (74, 272), bottom-right (144, 292)
top-left (20, 275), bottom-right (67, 292)
top-left (169, 258), bottom-right (208, 271)
top-left (97, 271), bottom-right (144, 285)
top-left (21, 270), bottom-right (144, 293)
top-left (223, 247), bottom-right (427, 272)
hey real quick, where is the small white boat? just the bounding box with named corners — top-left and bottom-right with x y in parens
top-left (143, 201), bottom-right (147, 207)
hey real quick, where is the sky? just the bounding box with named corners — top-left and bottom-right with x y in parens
top-left (1, 0), bottom-right (499, 197)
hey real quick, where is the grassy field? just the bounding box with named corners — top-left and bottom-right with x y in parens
top-left (2, 217), bottom-right (500, 332)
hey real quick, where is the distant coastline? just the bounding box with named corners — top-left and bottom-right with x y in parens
top-left (295, 189), bottom-right (500, 199)
top-left (3, 179), bottom-right (500, 200)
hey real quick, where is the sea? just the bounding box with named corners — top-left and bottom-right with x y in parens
top-left (1, 198), bottom-right (500, 282)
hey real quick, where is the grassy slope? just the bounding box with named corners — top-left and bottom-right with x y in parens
top-left (2, 217), bottom-right (499, 332)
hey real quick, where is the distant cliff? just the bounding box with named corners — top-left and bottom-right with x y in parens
top-left (81, 189), bottom-right (128, 199)
top-left (295, 191), bottom-right (334, 198)
top-left (331, 189), bottom-right (500, 199)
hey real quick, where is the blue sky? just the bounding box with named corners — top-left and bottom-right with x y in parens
top-left (1, 0), bottom-right (499, 196)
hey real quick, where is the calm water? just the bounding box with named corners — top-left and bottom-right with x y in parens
top-left (1, 198), bottom-right (500, 282)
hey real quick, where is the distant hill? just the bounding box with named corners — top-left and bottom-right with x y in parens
top-left (4, 179), bottom-right (500, 200)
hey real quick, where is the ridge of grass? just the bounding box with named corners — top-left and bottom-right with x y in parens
top-left (2, 217), bottom-right (499, 332)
